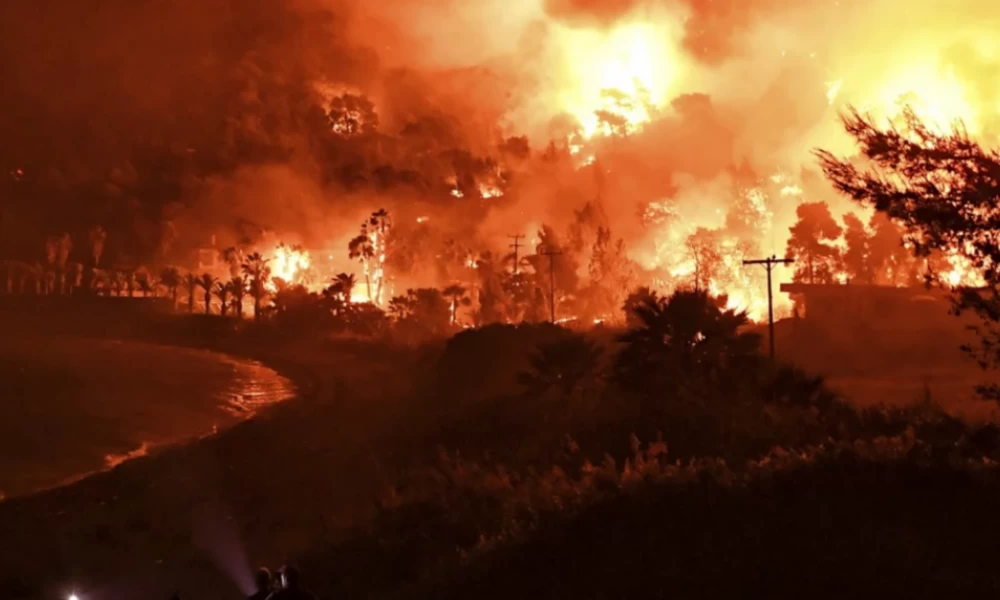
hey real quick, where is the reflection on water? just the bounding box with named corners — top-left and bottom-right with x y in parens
top-left (220, 359), bottom-right (297, 415)
top-left (104, 442), bottom-right (151, 469)
top-left (0, 337), bottom-right (298, 500)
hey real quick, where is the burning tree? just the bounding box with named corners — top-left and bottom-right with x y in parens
top-left (817, 106), bottom-right (1000, 399)
top-left (88, 226), bottom-right (107, 268)
top-left (587, 226), bottom-right (637, 320)
top-left (442, 284), bottom-right (471, 325)
top-left (684, 227), bottom-right (723, 292)
top-left (786, 201), bottom-right (843, 284)
top-left (349, 209), bottom-right (392, 305)
top-left (841, 212), bottom-right (872, 283)
top-left (328, 93), bottom-right (379, 137)
top-left (44, 233), bottom-right (72, 294)
top-left (868, 212), bottom-right (917, 285)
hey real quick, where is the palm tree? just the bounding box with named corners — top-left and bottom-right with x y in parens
top-left (220, 246), bottom-right (244, 278)
top-left (614, 289), bottom-right (761, 392)
top-left (229, 276), bottom-right (247, 318)
top-left (198, 273), bottom-right (218, 315)
top-left (160, 267), bottom-right (181, 308)
top-left (183, 273), bottom-right (198, 313)
top-left (517, 335), bottom-right (604, 420)
top-left (241, 252), bottom-right (271, 322)
top-left (137, 273), bottom-right (155, 297)
top-left (109, 270), bottom-right (125, 297)
top-left (214, 281), bottom-right (231, 316)
top-left (124, 271), bottom-right (136, 297)
top-left (88, 226), bottom-right (107, 268)
top-left (442, 283), bottom-right (471, 325)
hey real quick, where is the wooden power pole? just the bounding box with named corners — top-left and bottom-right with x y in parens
top-left (539, 246), bottom-right (562, 323)
top-left (742, 255), bottom-right (795, 361)
top-left (508, 234), bottom-right (525, 275)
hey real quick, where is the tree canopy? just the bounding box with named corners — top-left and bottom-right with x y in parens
top-left (817, 106), bottom-right (1000, 399)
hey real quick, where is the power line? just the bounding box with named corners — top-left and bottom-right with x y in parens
top-left (508, 234), bottom-right (525, 275)
top-left (539, 246), bottom-right (563, 323)
top-left (743, 255), bottom-right (795, 361)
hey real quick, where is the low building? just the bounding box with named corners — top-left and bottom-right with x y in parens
top-left (780, 283), bottom-right (956, 331)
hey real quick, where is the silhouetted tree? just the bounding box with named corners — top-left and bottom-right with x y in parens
top-left (786, 201), bottom-right (843, 284)
top-left (88, 226), bottom-right (107, 268)
top-left (241, 252), bottom-right (270, 322)
top-left (390, 288), bottom-right (451, 341)
top-left (229, 276), bottom-right (247, 318)
top-left (124, 271), bottom-right (136, 297)
top-left (137, 272), bottom-right (155, 297)
top-left (868, 212), bottom-right (917, 285)
top-left (214, 281), bottom-right (231, 316)
top-left (474, 251), bottom-right (507, 325)
top-left (109, 270), bottom-right (125, 297)
top-left (334, 272), bottom-right (357, 304)
top-left (183, 273), bottom-right (198, 313)
top-left (160, 267), bottom-right (181, 308)
top-left (198, 273), bottom-right (217, 314)
top-left (623, 286), bottom-right (657, 327)
top-left (220, 246), bottom-right (243, 278)
top-left (685, 227), bottom-right (723, 292)
top-left (517, 335), bottom-right (604, 421)
top-left (842, 212), bottom-right (872, 283)
top-left (818, 106), bottom-right (1000, 399)
top-left (615, 289), bottom-right (762, 393)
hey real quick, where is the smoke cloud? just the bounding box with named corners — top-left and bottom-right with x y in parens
top-left (3, 0), bottom-right (1000, 310)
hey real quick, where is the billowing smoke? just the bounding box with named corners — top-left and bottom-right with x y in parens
top-left (3, 0), bottom-right (1000, 316)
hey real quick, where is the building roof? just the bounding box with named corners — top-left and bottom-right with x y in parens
top-left (779, 282), bottom-right (951, 300)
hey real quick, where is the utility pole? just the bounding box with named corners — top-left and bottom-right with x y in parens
top-left (539, 246), bottom-right (563, 323)
top-left (742, 255), bottom-right (795, 361)
top-left (508, 234), bottom-right (525, 275)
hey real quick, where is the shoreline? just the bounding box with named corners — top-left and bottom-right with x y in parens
top-left (0, 336), bottom-right (303, 504)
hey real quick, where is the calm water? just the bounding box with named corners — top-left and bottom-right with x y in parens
top-left (0, 335), bottom-right (295, 500)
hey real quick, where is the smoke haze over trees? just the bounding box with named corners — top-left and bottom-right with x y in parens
top-left (4, 0), bottom-right (1000, 309)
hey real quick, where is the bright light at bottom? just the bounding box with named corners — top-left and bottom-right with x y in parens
top-left (68, 594), bottom-right (80, 600)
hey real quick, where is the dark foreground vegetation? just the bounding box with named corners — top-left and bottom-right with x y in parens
top-left (3, 286), bottom-right (1000, 600)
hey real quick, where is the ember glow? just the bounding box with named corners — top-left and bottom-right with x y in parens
top-left (553, 20), bottom-right (677, 137)
top-left (6, 0), bottom-right (1000, 326)
top-left (269, 244), bottom-right (311, 291)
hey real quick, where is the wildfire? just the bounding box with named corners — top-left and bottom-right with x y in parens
top-left (269, 243), bottom-right (311, 291)
top-left (479, 184), bottom-right (503, 199)
top-left (554, 21), bottom-right (677, 138)
top-left (941, 248), bottom-right (986, 288)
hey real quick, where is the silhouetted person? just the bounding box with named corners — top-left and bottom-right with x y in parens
top-left (270, 565), bottom-right (316, 600)
top-left (248, 568), bottom-right (273, 600)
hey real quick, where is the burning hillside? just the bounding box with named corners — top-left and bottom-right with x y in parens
top-left (2, 0), bottom-right (999, 324)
